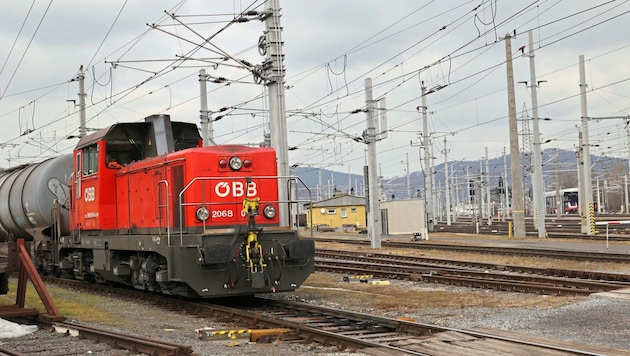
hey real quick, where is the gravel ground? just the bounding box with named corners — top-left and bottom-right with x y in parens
top-left (6, 292), bottom-right (627, 356)
top-left (429, 295), bottom-right (630, 350)
top-left (34, 282), bottom-right (628, 356)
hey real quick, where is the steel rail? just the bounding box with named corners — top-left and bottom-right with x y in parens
top-left (314, 237), bottom-right (630, 262)
top-left (316, 249), bottom-right (630, 283)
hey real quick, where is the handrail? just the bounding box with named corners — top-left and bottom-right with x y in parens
top-left (157, 180), bottom-right (170, 246)
top-left (287, 176), bottom-right (313, 239)
top-left (177, 175), bottom-right (313, 245)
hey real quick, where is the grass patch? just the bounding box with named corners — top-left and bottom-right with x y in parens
top-left (0, 279), bottom-right (120, 324)
top-left (297, 272), bottom-right (583, 313)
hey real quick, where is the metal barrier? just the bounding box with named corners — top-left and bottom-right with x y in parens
top-left (594, 220), bottom-right (630, 248)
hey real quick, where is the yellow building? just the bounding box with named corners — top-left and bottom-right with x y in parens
top-left (305, 194), bottom-right (366, 232)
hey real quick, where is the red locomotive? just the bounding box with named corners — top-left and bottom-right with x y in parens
top-left (0, 114), bottom-right (315, 298)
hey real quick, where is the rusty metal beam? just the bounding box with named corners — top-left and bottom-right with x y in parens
top-left (14, 239), bottom-right (63, 321)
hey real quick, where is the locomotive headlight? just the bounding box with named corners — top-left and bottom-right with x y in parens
top-left (196, 207), bottom-right (210, 221)
top-left (229, 156), bottom-right (243, 170)
top-left (262, 204), bottom-right (276, 219)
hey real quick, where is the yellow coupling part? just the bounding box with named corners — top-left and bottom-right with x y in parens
top-left (242, 197), bottom-right (260, 217)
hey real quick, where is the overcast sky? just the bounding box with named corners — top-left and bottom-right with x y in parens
top-left (1, 0), bottom-right (630, 181)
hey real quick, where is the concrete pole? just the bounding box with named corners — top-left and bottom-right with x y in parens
top-left (503, 147), bottom-right (509, 219)
top-left (77, 68), bottom-right (86, 138)
top-left (453, 173), bottom-right (458, 221)
top-left (317, 170), bottom-right (322, 201)
top-left (422, 83), bottom-right (434, 231)
top-left (199, 69), bottom-right (211, 146)
top-left (579, 55), bottom-right (595, 235)
top-left (444, 138), bottom-right (451, 225)
top-left (627, 124), bottom-right (630, 212)
top-left (577, 135), bottom-right (584, 223)
top-left (485, 146), bottom-right (491, 219)
top-left (479, 159), bottom-right (484, 217)
top-left (596, 178), bottom-right (602, 213)
top-left (264, 0), bottom-right (290, 226)
top-left (407, 154), bottom-right (411, 199)
top-left (625, 175), bottom-right (629, 214)
top-left (364, 78), bottom-right (381, 248)
top-left (466, 166), bottom-right (471, 214)
top-left (505, 33), bottom-right (526, 237)
top-left (556, 152), bottom-right (563, 218)
top-left (527, 30), bottom-right (546, 238)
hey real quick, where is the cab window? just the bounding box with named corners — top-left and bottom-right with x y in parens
top-left (82, 145), bottom-right (98, 176)
top-left (106, 139), bottom-right (143, 168)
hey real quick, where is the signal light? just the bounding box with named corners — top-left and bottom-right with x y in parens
top-left (218, 159), bottom-right (228, 169)
top-left (243, 159), bottom-right (252, 168)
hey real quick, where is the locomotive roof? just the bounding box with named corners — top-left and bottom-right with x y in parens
top-left (75, 121), bottom-right (200, 150)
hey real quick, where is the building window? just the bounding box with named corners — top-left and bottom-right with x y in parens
top-left (327, 208), bottom-right (336, 215)
top-left (351, 208), bottom-right (357, 213)
top-left (341, 208), bottom-right (347, 218)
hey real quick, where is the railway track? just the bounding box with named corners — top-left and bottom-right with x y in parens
top-left (39, 277), bottom-right (627, 355)
top-left (0, 320), bottom-right (194, 356)
top-left (434, 216), bottom-right (630, 240)
top-left (316, 249), bottom-right (630, 295)
top-left (314, 237), bottom-right (630, 263)
top-left (211, 296), bottom-right (625, 355)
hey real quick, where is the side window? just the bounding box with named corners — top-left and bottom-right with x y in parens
top-left (82, 145), bottom-right (99, 176)
top-left (106, 139), bottom-right (143, 168)
top-left (75, 152), bottom-right (82, 179)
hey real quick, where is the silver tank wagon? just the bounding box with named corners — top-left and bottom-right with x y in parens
top-left (0, 154), bottom-right (72, 241)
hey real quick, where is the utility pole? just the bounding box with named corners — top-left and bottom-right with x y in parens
top-left (421, 82), bottom-right (434, 232)
top-left (364, 78), bottom-right (382, 248)
top-left (485, 147), bottom-right (491, 219)
top-left (263, 0), bottom-right (290, 226)
top-left (504, 33), bottom-right (526, 238)
top-left (76, 67), bottom-right (87, 138)
top-left (404, 153), bottom-right (411, 199)
top-left (579, 55), bottom-right (595, 235)
top-left (443, 138), bottom-right (451, 225)
top-left (595, 178), bottom-right (602, 213)
top-left (577, 131), bottom-right (587, 222)
top-left (317, 170), bottom-right (322, 201)
top-left (525, 30), bottom-right (546, 238)
top-left (503, 147), bottom-right (508, 219)
top-left (479, 159), bottom-right (484, 217)
top-left (556, 151), bottom-right (562, 218)
top-left (199, 68), bottom-right (212, 146)
top-left (466, 166), bottom-right (471, 214)
top-left (477, 170), bottom-right (483, 221)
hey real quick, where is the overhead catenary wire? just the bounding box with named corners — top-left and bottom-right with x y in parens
top-left (1, 1), bottom-right (630, 172)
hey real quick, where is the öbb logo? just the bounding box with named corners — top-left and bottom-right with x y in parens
top-left (214, 181), bottom-right (258, 198)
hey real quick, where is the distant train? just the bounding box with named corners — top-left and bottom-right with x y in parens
top-left (0, 114), bottom-right (315, 298)
top-left (544, 188), bottom-right (597, 214)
